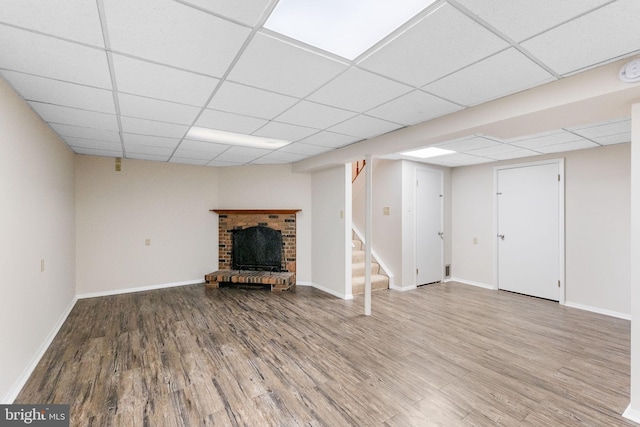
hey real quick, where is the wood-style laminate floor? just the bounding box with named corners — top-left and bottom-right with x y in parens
top-left (16, 282), bottom-right (636, 426)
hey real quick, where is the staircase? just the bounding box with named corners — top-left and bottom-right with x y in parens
top-left (351, 234), bottom-right (389, 295)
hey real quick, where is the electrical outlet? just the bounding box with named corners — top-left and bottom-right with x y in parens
top-left (383, 206), bottom-right (390, 215)
top-left (473, 237), bottom-right (478, 245)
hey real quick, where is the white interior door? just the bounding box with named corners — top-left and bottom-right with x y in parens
top-left (416, 168), bottom-right (443, 285)
top-left (497, 162), bottom-right (562, 301)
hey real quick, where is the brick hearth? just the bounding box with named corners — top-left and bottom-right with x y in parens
top-left (206, 209), bottom-right (300, 292)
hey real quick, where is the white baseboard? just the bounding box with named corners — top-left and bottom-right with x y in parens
top-left (296, 281), bottom-right (353, 300)
top-left (76, 278), bottom-right (204, 300)
top-left (2, 296), bottom-right (78, 404)
top-left (389, 284), bottom-right (417, 292)
top-left (624, 404), bottom-right (640, 423)
top-left (448, 277), bottom-right (496, 290)
top-left (564, 301), bottom-right (631, 320)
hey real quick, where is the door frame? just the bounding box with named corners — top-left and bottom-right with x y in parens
top-left (414, 166), bottom-right (445, 286)
top-left (493, 158), bottom-right (565, 304)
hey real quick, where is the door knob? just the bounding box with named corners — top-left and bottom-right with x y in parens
top-left (438, 231), bottom-right (444, 239)
top-left (498, 234), bottom-right (505, 240)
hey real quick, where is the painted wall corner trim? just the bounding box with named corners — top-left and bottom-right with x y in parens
top-left (296, 281), bottom-right (353, 300)
top-left (76, 279), bottom-right (205, 300)
top-left (564, 301), bottom-right (631, 321)
top-left (2, 296), bottom-right (78, 404)
top-left (623, 404), bottom-right (640, 424)
top-left (448, 277), bottom-right (496, 290)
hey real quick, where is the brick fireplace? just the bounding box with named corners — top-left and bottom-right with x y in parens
top-left (205, 209), bottom-right (300, 291)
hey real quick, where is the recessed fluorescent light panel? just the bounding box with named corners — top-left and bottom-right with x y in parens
top-left (264, 0), bottom-right (437, 60)
top-left (402, 147), bottom-right (455, 158)
top-left (186, 127), bottom-right (290, 149)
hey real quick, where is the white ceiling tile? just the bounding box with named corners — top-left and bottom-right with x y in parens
top-left (252, 121), bottom-right (318, 142)
top-left (112, 54), bottom-right (219, 106)
top-left (50, 123), bottom-right (121, 143)
top-left (125, 144), bottom-right (175, 156)
top-left (124, 144), bottom-right (174, 157)
top-left (179, 140), bottom-right (230, 154)
top-left (104, 0), bottom-right (250, 76)
top-left (122, 133), bottom-right (180, 148)
top-left (208, 81), bottom-right (299, 120)
top-left (257, 151), bottom-right (308, 162)
top-left (424, 48), bottom-right (555, 106)
top-left (537, 140), bottom-right (599, 154)
top-left (171, 149), bottom-right (217, 160)
top-left (593, 133), bottom-right (631, 146)
top-left (328, 115), bottom-right (403, 139)
top-left (436, 136), bottom-right (501, 152)
top-left (567, 118), bottom-right (631, 138)
top-left (275, 101), bottom-right (357, 129)
top-left (466, 143), bottom-right (523, 156)
top-left (4, 71), bottom-right (115, 114)
top-left (118, 93), bottom-right (201, 125)
top-left (366, 90), bottom-right (463, 125)
top-left (298, 131), bottom-right (360, 148)
top-left (423, 152), bottom-right (491, 167)
top-left (308, 67), bottom-right (413, 112)
top-left (29, 102), bottom-right (119, 131)
top-left (486, 148), bottom-right (541, 160)
top-left (280, 142), bottom-right (334, 156)
top-left (214, 146), bottom-right (270, 162)
top-left (120, 117), bottom-right (188, 138)
top-left (510, 131), bottom-right (586, 149)
top-left (126, 153), bottom-right (171, 161)
top-left (454, 0), bottom-right (611, 42)
top-left (74, 147), bottom-right (123, 157)
top-left (521, 0), bottom-right (640, 75)
top-left (178, 0), bottom-right (272, 26)
top-left (359, 3), bottom-right (509, 86)
top-left (0, 0), bottom-right (105, 47)
top-left (227, 32), bottom-right (348, 97)
top-left (196, 109), bottom-right (267, 134)
top-left (169, 157), bottom-right (211, 166)
top-left (0, 26), bottom-right (112, 89)
top-left (63, 137), bottom-right (122, 151)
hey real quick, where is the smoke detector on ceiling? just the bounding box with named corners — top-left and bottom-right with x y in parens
top-left (619, 59), bottom-right (640, 83)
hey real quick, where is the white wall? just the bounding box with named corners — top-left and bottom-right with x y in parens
top-left (451, 144), bottom-right (631, 316)
top-left (628, 103), bottom-right (640, 418)
top-left (311, 165), bottom-right (351, 298)
top-left (216, 164), bottom-right (312, 282)
top-left (75, 156), bottom-right (219, 295)
top-left (0, 78), bottom-right (76, 402)
top-left (352, 159), bottom-right (452, 289)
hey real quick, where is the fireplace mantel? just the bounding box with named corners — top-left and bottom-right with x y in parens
top-left (211, 209), bottom-right (301, 215)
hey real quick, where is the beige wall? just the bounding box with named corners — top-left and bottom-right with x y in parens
top-left (0, 78), bottom-right (76, 402)
top-left (451, 144), bottom-right (631, 316)
top-left (311, 165), bottom-right (351, 298)
top-left (75, 161), bottom-right (313, 295)
top-left (75, 156), bottom-right (219, 295)
top-left (216, 164), bottom-right (312, 282)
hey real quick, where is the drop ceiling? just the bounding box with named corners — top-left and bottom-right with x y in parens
top-left (0, 0), bottom-right (638, 167)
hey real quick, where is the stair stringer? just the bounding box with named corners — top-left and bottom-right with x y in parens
top-left (352, 225), bottom-right (394, 289)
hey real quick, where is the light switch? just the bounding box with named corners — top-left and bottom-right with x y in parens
top-left (145, 238), bottom-right (151, 246)
top-left (383, 207), bottom-right (390, 216)
top-left (473, 237), bottom-right (478, 245)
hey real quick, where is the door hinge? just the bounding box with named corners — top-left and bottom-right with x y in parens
top-left (558, 174), bottom-right (561, 182)
top-left (558, 280), bottom-right (561, 288)
top-left (416, 268), bottom-right (419, 275)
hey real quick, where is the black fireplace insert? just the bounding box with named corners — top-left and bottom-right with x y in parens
top-left (232, 226), bottom-right (282, 272)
